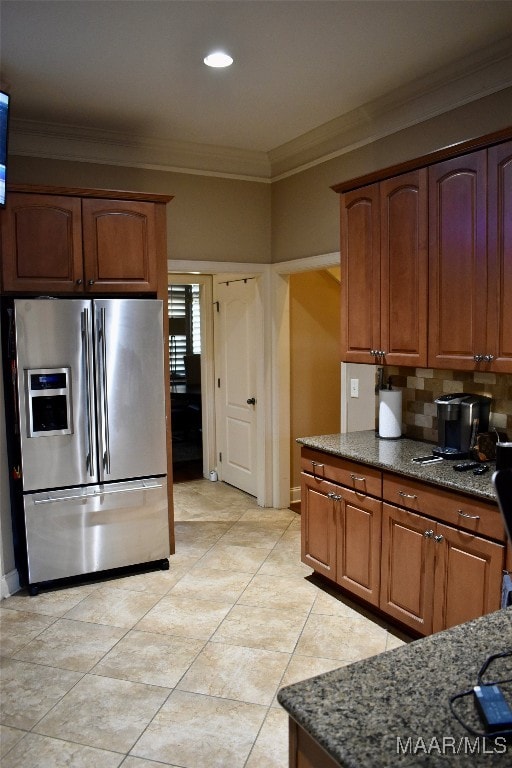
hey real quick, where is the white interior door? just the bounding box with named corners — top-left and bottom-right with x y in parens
top-left (214, 277), bottom-right (259, 496)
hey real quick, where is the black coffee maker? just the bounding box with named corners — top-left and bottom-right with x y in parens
top-left (433, 393), bottom-right (492, 459)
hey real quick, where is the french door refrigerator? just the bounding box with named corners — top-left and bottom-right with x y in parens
top-left (4, 297), bottom-right (169, 593)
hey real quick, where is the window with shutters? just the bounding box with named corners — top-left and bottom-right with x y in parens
top-left (168, 284), bottom-right (201, 382)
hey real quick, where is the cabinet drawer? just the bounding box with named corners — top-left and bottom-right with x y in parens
top-left (301, 448), bottom-right (382, 498)
top-left (383, 474), bottom-right (505, 541)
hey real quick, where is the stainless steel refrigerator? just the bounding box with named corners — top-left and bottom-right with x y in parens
top-left (4, 298), bottom-right (169, 593)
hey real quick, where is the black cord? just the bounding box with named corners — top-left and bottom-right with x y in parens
top-left (448, 650), bottom-right (512, 740)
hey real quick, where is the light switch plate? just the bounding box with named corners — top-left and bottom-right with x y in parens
top-left (350, 378), bottom-right (359, 398)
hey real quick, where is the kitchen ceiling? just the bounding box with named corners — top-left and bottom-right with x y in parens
top-left (2, 0), bottom-right (512, 178)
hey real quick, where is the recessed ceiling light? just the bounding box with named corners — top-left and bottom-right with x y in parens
top-left (204, 51), bottom-right (233, 68)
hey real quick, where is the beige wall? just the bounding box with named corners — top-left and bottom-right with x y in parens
top-left (9, 157), bottom-right (272, 264)
top-left (10, 88), bottom-right (512, 268)
top-left (271, 87), bottom-right (512, 262)
top-left (290, 270), bottom-right (341, 492)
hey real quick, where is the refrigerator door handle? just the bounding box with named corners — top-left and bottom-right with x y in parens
top-left (99, 307), bottom-right (111, 475)
top-left (81, 308), bottom-right (95, 477)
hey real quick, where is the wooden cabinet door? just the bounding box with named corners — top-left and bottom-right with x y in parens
top-left (487, 141), bottom-right (512, 373)
top-left (432, 522), bottom-right (504, 633)
top-left (1, 193), bottom-right (83, 293)
top-left (428, 150), bottom-right (488, 369)
top-left (82, 199), bottom-right (158, 293)
top-left (301, 473), bottom-right (337, 580)
top-left (340, 184), bottom-right (380, 362)
top-left (336, 488), bottom-right (382, 607)
top-left (380, 170), bottom-right (428, 367)
top-left (380, 503), bottom-right (435, 634)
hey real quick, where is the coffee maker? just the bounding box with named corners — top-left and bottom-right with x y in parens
top-left (433, 393), bottom-right (492, 459)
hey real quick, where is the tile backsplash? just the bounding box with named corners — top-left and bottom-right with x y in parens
top-left (381, 367), bottom-right (512, 443)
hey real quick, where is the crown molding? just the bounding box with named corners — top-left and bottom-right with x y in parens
top-left (270, 34), bottom-right (512, 179)
top-left (9, 121), bottom-right (272, 182)
top-left (8, 35), bottom-right (512, 183)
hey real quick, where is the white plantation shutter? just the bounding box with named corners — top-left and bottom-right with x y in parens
top-left (168, 284), bottom-right (201, 380)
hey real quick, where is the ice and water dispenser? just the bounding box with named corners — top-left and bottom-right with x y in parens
top-left (25, 367), bottom-right (73, 437)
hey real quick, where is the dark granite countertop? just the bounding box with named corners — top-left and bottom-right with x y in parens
top-left (278, 608), bottom-right (512, 767)
top-left (297, 431), bottom-right (498, 502)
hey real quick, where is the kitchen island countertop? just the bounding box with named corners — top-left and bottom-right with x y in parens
top-left (297, 431), bottom-right (498, 502)
top-left (278, 608), bottom-right (512, 767)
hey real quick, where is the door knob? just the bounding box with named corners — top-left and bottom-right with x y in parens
top-left (246, 397), bottom-right (256, 405)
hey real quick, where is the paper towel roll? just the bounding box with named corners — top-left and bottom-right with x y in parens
top-left (379, 389), bottom-right (402, 439)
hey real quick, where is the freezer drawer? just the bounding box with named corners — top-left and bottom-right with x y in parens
top-left (23, 478), bottom-right (169, 584)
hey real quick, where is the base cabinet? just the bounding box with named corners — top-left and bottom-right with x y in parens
top-left (379, 503), bottom-right (435, 634)
top-left (289, 719), bottom-right (339, 768)
top-left (301, 447), bottom-right (506, 636)
top-left (432, 521), bottom-right (504, 632)
top-left (301, 472), bottom-right (382, 608)
top-left (380, 503), bottom-right (504, 634)
top-left (301, 474), bottom-right (338, 581)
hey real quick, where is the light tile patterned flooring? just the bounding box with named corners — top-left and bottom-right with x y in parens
top-left (0, 478), bottom-right (410, 767)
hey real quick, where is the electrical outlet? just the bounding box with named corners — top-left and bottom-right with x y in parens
top-left (350, 378), bottom-right (359, 398)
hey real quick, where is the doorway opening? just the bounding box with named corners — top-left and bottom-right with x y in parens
top-left (168, 281), bottom-right (203, 481)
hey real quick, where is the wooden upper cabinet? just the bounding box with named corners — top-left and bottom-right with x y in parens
top-left (487, 141), bottom-right (512, 373)
top-left (81, 199), bottom-right (157, 293)
top-left (380, 170), bottom-right (428, 367)
top-left (428, 150), bottom-right (488, 369)
top-left (1, 187), bottom-right (170, 295)
top-left (340, 184), bottom-right (380, 363)
top-left (340, 171), bottom-right (428, 366)
top-left (1, 193), bottom-right (84, 293)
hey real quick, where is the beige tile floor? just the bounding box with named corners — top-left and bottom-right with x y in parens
top-left (0, 478), bottom-right (410, 767)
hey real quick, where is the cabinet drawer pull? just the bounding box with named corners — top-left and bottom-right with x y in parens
top-left (398, 491), bottom-right (418, 499)
top-left (458, 509), bottom-right (480, 520)
top-left (311, 462), bottom-right (324, 468)
top-left (350, 474), bottom-right (366, 482)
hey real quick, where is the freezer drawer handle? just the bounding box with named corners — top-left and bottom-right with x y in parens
top-left (33, 481), bottom-right (164, 505)
top-left (82, 308), bottom-right (95, 477)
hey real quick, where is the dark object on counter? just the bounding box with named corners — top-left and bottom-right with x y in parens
top-left (412, 455), bottom-right (443, 464)
top-left (470, 431), bottom-right (505, 462)
top-left (496, 441), bottom-right (512, 471)
top-left (433, 393), bottom-right (491, 460)
top-left (473, 465), bottom-right (489, 475)
top-left (453, 462), bottom-right (481, 472)
top-left (493, 469), bottom-right (512, 542)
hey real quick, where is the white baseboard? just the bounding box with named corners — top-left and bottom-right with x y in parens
top-left (290, 486), bottom-right (301, 504)
top-left (1, 569), bottom-right (20, 599)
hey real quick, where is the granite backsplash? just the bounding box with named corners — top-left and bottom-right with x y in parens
top-left (380, 367), bottom-right (512, 443)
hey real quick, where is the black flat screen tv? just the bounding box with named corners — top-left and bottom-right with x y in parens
top-left (0, 88), bottom-right (10, 208)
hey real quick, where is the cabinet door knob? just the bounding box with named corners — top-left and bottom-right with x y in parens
top-left (434, 534), bottom-right (444, 543)
top-left (76, 278), bottom-right (83, 285)
top-left (483, 354), bottom-right (495, 362)
top-left (88, 279), bottom-right (95, 285)
top-left (473, 354), bottom-right (484, 362)
top-left (424, 529), bottom-right (434, 538)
